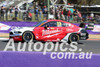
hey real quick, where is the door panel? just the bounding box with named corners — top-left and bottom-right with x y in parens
top-left (33, 21), bottom-right (69, 41)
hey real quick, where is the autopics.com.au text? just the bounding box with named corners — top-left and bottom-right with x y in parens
top-left (4, 39), bottom-right (93, 59)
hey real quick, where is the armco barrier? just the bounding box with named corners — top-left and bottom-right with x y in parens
top-left (0, 21), bottom-right (100, 34)
top-left (0, 52), bottom-right (100, 67)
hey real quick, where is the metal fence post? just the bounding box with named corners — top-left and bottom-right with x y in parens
top-left (47, 0), bottom-right (50, 19)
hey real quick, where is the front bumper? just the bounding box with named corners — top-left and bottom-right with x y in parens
top-left (9, 32), bottom-right (23, 41)
top-left (9, 36), bottom-right (23, 41)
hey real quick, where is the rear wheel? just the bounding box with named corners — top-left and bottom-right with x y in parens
top-left (22, 31), bottom-right (34, 42)
top-left (68, 34), bottom-right (79, 43)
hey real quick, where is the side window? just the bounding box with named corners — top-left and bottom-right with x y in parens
top-left (41, 23), bottom-right (49, 27)
top-left (57, 21), bottom-right (69, 27)
top-left (49, 21), bottom-right (57, 27)
top-left (41, 21), bottom-right (57, 27)
top-left (61, 22), bottom-right (69, 27)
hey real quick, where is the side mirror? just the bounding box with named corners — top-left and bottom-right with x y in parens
top-left (44, 25), bottom-right (49, 29)
top-left (86, 23), bottom-right (94, 30)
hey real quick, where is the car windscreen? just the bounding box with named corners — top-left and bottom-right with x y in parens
top-left (33, 20), bottom-right (47, 27)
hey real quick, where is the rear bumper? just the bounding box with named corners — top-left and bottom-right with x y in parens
top-left (79, 33), bottom-right (89, 40)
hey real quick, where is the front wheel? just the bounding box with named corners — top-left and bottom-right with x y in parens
top-left (68, 34), bottom-right (79, 43)
top-left (22, 31), bottom-right (34, 42)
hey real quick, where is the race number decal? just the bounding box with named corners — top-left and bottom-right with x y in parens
top-left (57, 22), bottom-right (62, 27)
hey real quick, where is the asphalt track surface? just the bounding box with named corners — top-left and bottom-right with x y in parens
top-left (0, 40), bottom-right (100, 54)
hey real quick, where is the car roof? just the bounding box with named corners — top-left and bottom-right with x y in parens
top-left (46, 19), bottom-right (70, 24)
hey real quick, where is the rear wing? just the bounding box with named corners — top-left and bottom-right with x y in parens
top-left (86, 23), bottom-right (94, 30)
top-left (79, 23), bottom-right (94, 30)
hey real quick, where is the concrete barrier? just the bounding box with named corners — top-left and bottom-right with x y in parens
top-left (0, 52), bottom-right (100, 67)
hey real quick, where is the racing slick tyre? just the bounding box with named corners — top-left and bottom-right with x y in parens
top-left (22, 31), bottom-right (34, 42)
top-left (68, 34), bottom-right (79, 43)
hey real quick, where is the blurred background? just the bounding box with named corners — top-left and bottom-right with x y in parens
top-left (0, 0), bottom-right (100, 23)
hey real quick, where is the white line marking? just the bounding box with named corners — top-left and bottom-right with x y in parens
top-left (0, 38), bottom-right (9, 40)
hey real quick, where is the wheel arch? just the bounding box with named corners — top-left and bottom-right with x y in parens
top-left (61, 33), bottom-right (79, 42)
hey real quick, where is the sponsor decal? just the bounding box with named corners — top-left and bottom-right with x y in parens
top-left (70, 24), bottom-right (74, 28)
top-left (42, 30), bottom-right (61, 36)
top-left (66, 28), bottom-right (74, 32)
top-left (43, 33), bottom-right (60, 38)
top-left (92, 25), bottom-right (100, 32)
top-left (0, 23), bottom-right (11, 30)
top-left (50, 28), bottom-right (54, 30)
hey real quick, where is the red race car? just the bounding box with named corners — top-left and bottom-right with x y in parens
top-left (9, 20), bottom-right (89, 43)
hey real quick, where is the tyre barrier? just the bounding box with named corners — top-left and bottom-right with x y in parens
top-left (0, 52), bottom-right (100, 67)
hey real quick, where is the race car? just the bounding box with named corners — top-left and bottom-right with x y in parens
top-left (9, 20), bottom-right (89, 43)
